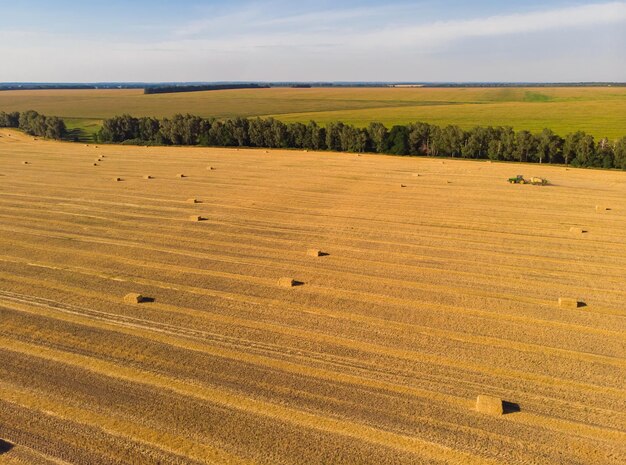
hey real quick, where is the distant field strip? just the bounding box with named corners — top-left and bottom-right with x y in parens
top-left (0, 130), bottom-right (625, 464)
top-left (1, 86), bottom-right (626, 138)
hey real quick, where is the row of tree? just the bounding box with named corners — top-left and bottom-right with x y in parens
top-left (144, 83), bottom-right (269, 95)
top-left (2, 110), bottom-right (624, 169)
top-left (0, 110), bottom-right (67, 140)
top-left (95, 114), bottom-right (626, 169)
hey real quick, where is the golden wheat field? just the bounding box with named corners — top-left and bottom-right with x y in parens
top-left (0, 129), bottom-right (625, 464)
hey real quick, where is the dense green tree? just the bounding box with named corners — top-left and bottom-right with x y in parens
top-left (97, 114), bottom-right (139, 142)
top-left (0, 111), bottom-right (20, 127)
top-left (536, 128), bottom-right (564, 164)
top-left (289, 122), bottom-right (308, 148)
top-left (269, 119), bottom-right (290, 148)
top-left (515, 130), bottom-right (536, 163)
top-left (462, 126), bottom-right (491, 159)
top-left (337, 124), bottom-right (367, 152)
top-left (407, 122), bottom-right (431, 156)
top-left (15, 110), bottom-right (66, 140)
top-left (500, 127), bottom-right (517, 161)
top-left (86, 112), bottom-right (626, 170)
top-left (44, 116), bottom-right (67, 140)
top-left (367, 122), bottom-right (388, 153)
top-left (437, 125), bottom-right (465, 157)
top-left (138, 117), bottom-right (160, 142)
top-left (571, 134), bottom-right (597, 167)
top-left (386, 126), bottom-right (409, 155)
top-left (614, 137), bottom-right (626, 170)
top-left (427, 125), bottom-right (442, 157)
top-left (248, 118), bottom-right (269, 147)
top-left (596, 138), bottom-right (614, 169)
top-left (325, 122), bottom-right (344, 152)
top-left (306, 121), bottom-right (326, 150)
top-left (563, 131), bottom-right (586, 165)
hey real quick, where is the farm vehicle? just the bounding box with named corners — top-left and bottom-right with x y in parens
top-left (508, 175), bottom-right (549, 185)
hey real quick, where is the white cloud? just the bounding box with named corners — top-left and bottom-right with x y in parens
top-left (1, 2), bottom-right (625, 81)
top-left (356, 1), bottom-right (626, 49)
top-left (171, 2), bottom-right (626, 49)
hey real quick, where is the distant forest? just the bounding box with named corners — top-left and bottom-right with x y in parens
top-left (143, 84), bottom-right (270, 95)
top-left (1, 110), bottom-right (625, 169)
top-left (1, 82), bottom-right (625, 91)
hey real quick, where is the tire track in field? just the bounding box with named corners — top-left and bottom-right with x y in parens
top-left (0, 341), bottom-right (504, 465)
top-left (3, 185), bottom-right (625, 244)
top-left (3, 214), bottom-right (626, 295)
top-left (3, 220), bottom-right (626, 299)
top-left (4, 238), bottom-right (626, 376)
top-left (3, 271), bottom-right (623, 412)
top-left (4, 272), bottom-right (623, 420)
top-left (3, 192), bottom-right (626, 275)
top-left (0, 382), bottom-right (251, 465)
top-left (3, 235), bottom-right (625, 371)
top-left (1, 262), bottom-right (623, 402)
top-left (2, 288), bottom-right (624, 435)
top-left (2, 191), bottom-right (626, 266)
top-left (5, 230), bottom-right (626, 330)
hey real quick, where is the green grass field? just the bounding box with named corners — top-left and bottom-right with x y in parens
top-left (1, 87), bottom-right (625, 140)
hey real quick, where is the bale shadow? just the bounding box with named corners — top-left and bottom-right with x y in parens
top-left (292, 281), bottom-right (305, 287)
top-left (140, 297), bottom-right (156, 303)
top-left (502, 401), bottom-right (521, 415)
top-left (577, 301), bottom-right (587, 309)
top-left (0, 439), bottom-right (14, 454)
top-left (318, 252), bottom-right (330, 257)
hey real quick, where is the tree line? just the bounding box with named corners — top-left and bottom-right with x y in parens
top-left (144, 84), bottom-right (269, 95)
top-left (95, 113), bottom-right (626, 169)
top-left (1, 110), bottom-right (625, 169)
top-left (0, 110), bottom-right (67, 140)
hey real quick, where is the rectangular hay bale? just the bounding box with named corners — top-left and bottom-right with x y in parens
top-left (476, 395), bottom-right (503, 415)
top-left (124, 293), bottom-right (143, 304)
top-left (558, 297), bottom-right (579, 309)
top-left (278, 277), bottom-right (296, 288)
top-left (307, 249), bottom-right (322, 257)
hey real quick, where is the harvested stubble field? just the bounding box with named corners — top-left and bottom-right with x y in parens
top-left (0, 129), bottom-right (625, 464)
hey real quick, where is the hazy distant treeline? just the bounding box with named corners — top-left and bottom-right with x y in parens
top-left (0, 110), bottom-right (66, 139)
top-left (143, 84), bottom-right (270, 95)
top-left (94, 113), bottom-right (626, 169)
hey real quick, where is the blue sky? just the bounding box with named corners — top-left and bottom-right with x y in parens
top-left (0, 1), bottom-right (625, 82)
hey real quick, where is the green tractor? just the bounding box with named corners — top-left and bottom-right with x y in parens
top-left (508, 175), bottom-right (526, 184)
top-left (507, 175), bottom-right (549, 185)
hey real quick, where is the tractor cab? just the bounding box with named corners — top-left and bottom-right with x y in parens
top-left (508, 175), bottom-right (526, 184)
